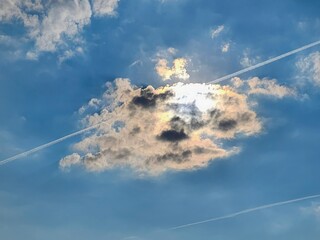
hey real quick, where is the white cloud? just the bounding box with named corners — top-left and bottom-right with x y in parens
top-left (0, 0), bottom-right (120, 59)
top-left (210, 25), bottom-right (224, 39)
top-left (78, 97), bottom-right (102, 115)
top-left (0, 0), bottom-right (42, 21)
top-left (300, 202), bottom-right (320, 220)
top-left (296, 51), bottom-right (320, 86)
top-left (0, 0), bottom-right (41, 30)
top-left (92, 0), bottom-right (120, 16)
top-left (58, 47), bottom-right (84, 64)
top-left (155, 58), bottom-right (190, 81)
top-left (240, 49), bottom-right (261, 68)
top-left (60, 153), bottom-right (82, 170)
top-left (232, 77), bottom-right (295, 99)
top-left (36, 1), bottom-right (91, 52)
top-left (59, 77), bottom-right (294, 176)
top-left (155, 48), bottom-right (190, 81)
top-left (167, 47), bottom-right (178, 55)
top-left (221, 42), bottom-right (230, 53)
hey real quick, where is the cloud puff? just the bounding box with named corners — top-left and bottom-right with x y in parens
top-left (240, 49), bottom-right (261, 68)
top-left (210, 25), bottom-right (224, 39)
top-left (32, 0), bottom-right (92, 54)
top-left (296, 51), bottom-right (320, 86)
top-left (60, 153), bottom-right (82, 169)
top-left (232, 77), bottom-right (295, 98)
top-left (59, 77), bottom-right (293, 176)
top-left (0, 0), bottom-right (42, 29)
top-left (0, 0), bottom-right (120, 59)
top-left (92, 0), bottom-right (120, 16)
top-left (300, 202), bottom-right (320, 219)
top-left (155, 58), bottom-right (190, 81)
top-left (221, 43), bottom-right (230, 53)
top-left (154, 48), bottom-right (190, 81)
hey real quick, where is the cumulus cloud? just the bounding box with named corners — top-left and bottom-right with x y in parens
top-left (296, 51), bottom-right (320, 86)
top-left (155, 58), bottom-right (190, 81)
top-left (210, 25), bottom-right (224, 39)
top-left (232, 77), bottom-right (295, 98)
top-left (0, 0), bottom-right (120, 59)
top-left (32, 0), bottom-right (92, 54)
top-left (60, 153), bottom-right (82, 169)
top-left (92, 0), bottom-right (120, 16)
top-left (154, 47), bottom-right (190, 81)
top-left (59, 77), bottom-right (294, 176)
top-left (0, 0), bottom-right (42, 30)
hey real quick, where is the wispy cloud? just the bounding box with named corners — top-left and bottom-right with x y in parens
top-left (240, 49), bottom-right (261, 68)
top-left (210, 25), bottom-right (224, 39)
top-left (92, 0), bottom-right (120, 17)
top-left (0, 0), bottom-right (120, 60)
top-left (296, 51), bottom-right (320, 86)
top-left (232, 77), bottom-right (295, 98)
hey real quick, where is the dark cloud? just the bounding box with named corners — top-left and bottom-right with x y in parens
top-left (130, 87), bottom-right (173, 109)
top-left (130, 127), bottom-right (141, 135)
top-left (158, 129), bottom-right (189, 142)
top-left (131, 95), bottom-right (156, 108)
top-left (218, 119), bottom-right (238, 131)
top-left (155, 150), bottom-right (192, 164)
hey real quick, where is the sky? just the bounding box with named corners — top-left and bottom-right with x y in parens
top-left (0, 0), bottom-right (320, 239)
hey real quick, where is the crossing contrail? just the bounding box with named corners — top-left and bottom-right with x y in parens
top-left (0, 40), bottom-right (319, 167)
top-left (208, 39), bottom-right (320, 84)
top-left (165, 194), bottom-right (320, 231)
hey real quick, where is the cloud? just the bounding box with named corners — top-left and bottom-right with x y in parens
top-left (221, 42), bottom-right (230, 53)
top-left (59, 77), bottom-right (293, 176)
top-left (296, 51), bottom-right (320, 86)
top-left (232, 77), bottom-right (296, 98)
top-left (155, 58), bottom-right (190, 81)
top-left (0, 0), bottom-right (42, 29)
top-left (300, 201), bottom-right (320, 219)
top-left (32, 0), bottom-right (92, 54)
top-left (92, 0), bottom-right (120, 16)
top-left (210, 25), bottom-right (224, 39)
top-left (60, 153), bottom-right (82, 169)
top-left (154, 48), bottom-right (190, 81)
top-left (240, 49), bottom-right (261, 68)
top-left (0, 0), bottom-right (120, 59)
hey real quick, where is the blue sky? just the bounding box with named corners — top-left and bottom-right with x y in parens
top-left (1, 0), bottom-right (320, 239)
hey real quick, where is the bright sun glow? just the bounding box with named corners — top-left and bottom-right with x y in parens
top-left (169, 82), bottom-right (218, 113)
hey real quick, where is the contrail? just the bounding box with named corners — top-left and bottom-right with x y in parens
top-left (0, 122), bottom-right (103, 166)
top-left (121, 193), bottom-right (320, 239)
top-left (0, 40), bottom-right (319, 166)
top-left (208, 40), bottom-right (320, 84)
top-left (165, 194), bottom-right (320, 231)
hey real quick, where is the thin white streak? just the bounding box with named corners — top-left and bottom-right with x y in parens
top-left (0, 122), bottom-right (104, 166)
top-left (208, 40), bottom-right (320, 84)
top-left (166, 194), bottom-right (320, 231)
